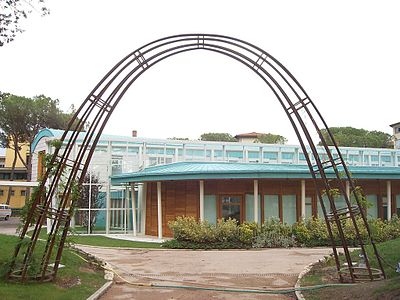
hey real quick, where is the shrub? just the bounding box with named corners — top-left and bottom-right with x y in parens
top-left (292, 220), bottom-right (311, 246)
top-left (165, 215), bottom-right (400, 249)
top-left (253, 230), bottom-right (295, 248)
top-left (166, 217), bottom-right (256, 249)
top-left (387, 214), bottom-right (400, 240)
top-left (253, 217), bottom-right (295, 248)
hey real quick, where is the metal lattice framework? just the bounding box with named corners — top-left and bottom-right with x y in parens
top-left (8, 34), bottom-right (385, 283)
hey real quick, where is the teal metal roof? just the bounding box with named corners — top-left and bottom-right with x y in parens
top-left (31, 128), bottom-right (141, 153)
top-left (111, 162), bottom-right (400, 184)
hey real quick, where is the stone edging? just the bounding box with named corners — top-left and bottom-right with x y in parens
top-left (295, 261), bottom-right (318, 300)
top-left (72, 246), bottom-right (115, 300)
top-left (86, 281), bottom-right (113, 300)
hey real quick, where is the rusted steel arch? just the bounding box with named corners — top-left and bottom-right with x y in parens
top-left (9, 34), bottom-right (385, 282)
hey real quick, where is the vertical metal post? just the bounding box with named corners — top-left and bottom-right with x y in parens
top-left (387, 181), bottom-right (392, 221)
top-left (157, 181), bottom-right (162, 239)
top-left (131, 182), bottom-right (137, 236)
top-left (301, 180), bottom-right (306, 219)
top-left (88, 172), bottom-right (92, 234)
top-left (199, 180), bottom-right (204, 221)
top-left (254, 180), bottom-right (259, 223)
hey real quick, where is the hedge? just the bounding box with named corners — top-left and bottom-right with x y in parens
top-left (162, 215), bottom-right (400, 249)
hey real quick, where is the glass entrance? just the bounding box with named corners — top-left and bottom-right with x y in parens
top-left (220, 196), bottom-right (242, 223)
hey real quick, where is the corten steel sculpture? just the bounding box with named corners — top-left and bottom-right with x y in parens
top-left (8, 34), bottom-right (385, 282)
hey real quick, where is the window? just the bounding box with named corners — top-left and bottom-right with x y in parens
top-left (20, 190), bottom-right (26, 196)
top-left (264, 195), bottom-right (279, 220)
top-left (396, 195), bottom-right (400, 217)
top-left (367, 195), bottom-right (378, 219)
top-left (10, 190), bottom-right (15, 196)
top-left (111, 156), bottom-right (122, 175)
top-left (220, 196), bottom-right (242, 223)
top-left (204, 195), bottom-right (217, 225)
top-left (282, 195), bottom-right (297, 225)
top-left (0, 190), bottom-right (3, 196)
top-left (305, 196), bottom-right (312, 218)
top-left (245, 194), bottom-right (261, 222)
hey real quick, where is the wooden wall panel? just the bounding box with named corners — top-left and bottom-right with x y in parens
top-left (145, 179), bottom-right (400, 237)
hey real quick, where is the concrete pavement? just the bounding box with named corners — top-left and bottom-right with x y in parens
top-left (77, 245), bottom-right (334, 300)
top-left (0, 216), bottom-right (21, 235)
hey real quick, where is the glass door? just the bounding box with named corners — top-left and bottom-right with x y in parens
top-left (220, 195), bottom-right (242, 223)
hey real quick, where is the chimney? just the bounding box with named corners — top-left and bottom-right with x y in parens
top-left (132, 130), bottom-right (137, 137)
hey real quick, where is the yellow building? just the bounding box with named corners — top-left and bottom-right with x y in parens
top-left (0, 143), bottom-right (31, 208)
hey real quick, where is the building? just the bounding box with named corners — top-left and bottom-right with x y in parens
top-left (234, 132), bottom-right (264, 143)
top-left (390, 122), bottom-right (400, 149)
top-left (31, 128), bottom-right (400, 238)
top-left (0, 143), bottom-right (33, 208)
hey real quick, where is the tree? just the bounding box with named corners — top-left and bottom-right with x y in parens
top-left (255, 133), bottom-right (287, 144)
top-left (168, 137), bottom-right (189, 140)
top-left (0, 93), bottom-right (74, 204)
top-left (200, 133), bottom-right (237, 142)
top-left (0, 0), bottom-right (49, 46)
top-left (319, 127), bottom-right (392, 148)
top-left (75, 173), bottom-right (103, 234)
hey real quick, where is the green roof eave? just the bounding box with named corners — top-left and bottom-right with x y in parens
top-left (110, 162), bottom-right (400, 185)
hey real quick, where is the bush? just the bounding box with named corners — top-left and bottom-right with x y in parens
top-left (166, 217), bottom-right (257, 249)
top-left (253, 230), bottom-right (295, 248)
top-left (164, 215), bottom-right (400, 249)
top-left (386, 214), bottom-right (400, 240)
top-left (293, 217), bottom-right (329, 247)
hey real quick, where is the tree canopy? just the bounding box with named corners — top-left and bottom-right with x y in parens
top-left (0, 93), bottom-right (74, 204)
top-left (319, 127), bottom-right (393, 148)
top-left (0, 93), bottom-right (72, 151)
top-left (200, 133), bottom-right (237, 142)
top-left (254, 133), bottom-right (287, 144)
top-left (0, 0), bottom-right (49, 46)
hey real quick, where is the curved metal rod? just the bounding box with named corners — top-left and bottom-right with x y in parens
top-left (50, 37), bottom-right (356, 278)
top-left (51, 41), bottom-right (347, 277)
top-left (11, 34), bottom-right (384, 283)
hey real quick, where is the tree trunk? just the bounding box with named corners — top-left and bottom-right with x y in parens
top-left (5, 140), bottom-right (18, 205)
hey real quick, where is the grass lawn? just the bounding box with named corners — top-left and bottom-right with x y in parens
top-left (301, 238), bottom-right (400, 299)
top-left (0, 234), bottom-right (106, 300)
top-left (29, 228), bottom-right (161, 249)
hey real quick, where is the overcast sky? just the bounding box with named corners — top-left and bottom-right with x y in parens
top-left (0, 0), bottom-right (399, 144)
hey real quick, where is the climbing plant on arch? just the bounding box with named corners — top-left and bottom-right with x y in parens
top-left (8, 34), bottom-right (385, 283)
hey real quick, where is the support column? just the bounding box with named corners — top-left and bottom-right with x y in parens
top-left (199, 180), bottom-right (204, 221)
top-left (301, 180), bottom-right (306, 219)
top-left (387, 180), bottom-right (392, 221)
top-left (346, 181), bottom-right (350, 199)
top-left (254, 180), bottom-right (259, 223)
top-left (131, 182), bottom-right (137, 236)
top-left (124, 185), bottom-right (128, 234)
top-left (106, 141), bottom-right (112, 235)
top-left (157, 181), bottom-right (163, 239)
top-left (141, 183), bottom-right (147, 234)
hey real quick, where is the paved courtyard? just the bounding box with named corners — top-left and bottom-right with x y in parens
top-left (78, 245), bottom-right (334, 300)
top-left (0, 217), bottom-right (20, 235)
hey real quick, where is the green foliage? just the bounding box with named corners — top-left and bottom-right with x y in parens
top-left (166, 216), bottom-right (257, 248)
top-left (0, 234), bottom-right (106, 299)
top-left (253, 218), bottom-right (295, 247)
top-left (254, 133), bottom-right (288, 144)
top-left (319, 127), bottom-right (392, 148)
top-left (200, 132), bottom-right (237, 142)
top-left (293, 218), bottom-right (329, 247)
top-left (165, 216), bottom-right (400, 249)
top-left (18, 185), bottom-right (41, 230)
top-left (0, 0), bottom-right (49, 47)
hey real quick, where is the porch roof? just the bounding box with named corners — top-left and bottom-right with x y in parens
top-left (110, 161), bottom-right (400, 184)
